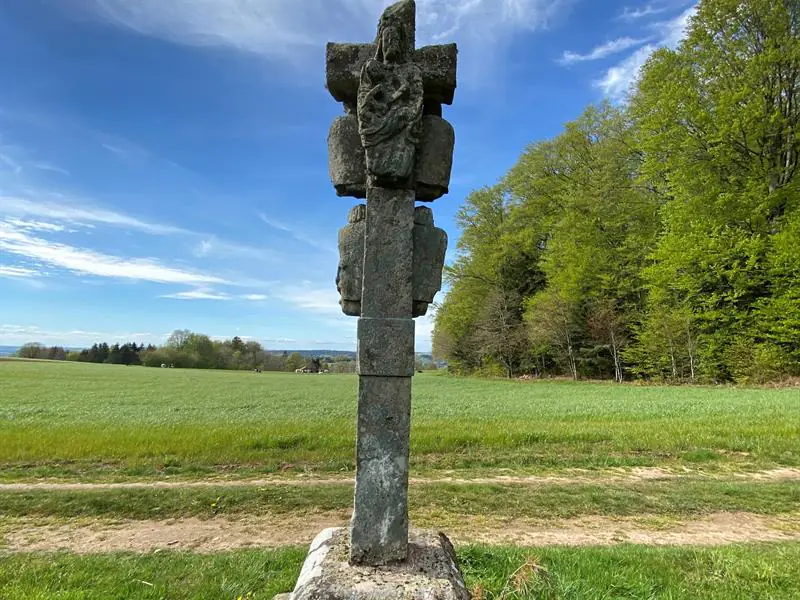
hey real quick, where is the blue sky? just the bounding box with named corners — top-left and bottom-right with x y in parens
top-left (0, 0), bottom-right (695, 351)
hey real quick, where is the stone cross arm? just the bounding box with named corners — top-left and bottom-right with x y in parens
top-left (326, 42), bottom-right (457, 110)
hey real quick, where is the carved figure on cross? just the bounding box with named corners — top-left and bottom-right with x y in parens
top-left (326, 0), bottom-right (457, 202)
top-left (325, 0), bottom-right (457, 568)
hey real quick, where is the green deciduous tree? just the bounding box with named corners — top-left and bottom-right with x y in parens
top-left (630, 0), bottom-right (800, 381)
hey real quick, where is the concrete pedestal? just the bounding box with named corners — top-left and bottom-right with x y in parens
top-left (279, 528), bottom-right (471, 600)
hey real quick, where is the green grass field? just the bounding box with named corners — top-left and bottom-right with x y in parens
top-left (2, 360), bottom-right (800, 598)
top-left (3, 480), bottom-right (798, 521)
top-left (3, 544), bottom-right (800, 599)
top-left (2, 360), bottom-right (798, 480)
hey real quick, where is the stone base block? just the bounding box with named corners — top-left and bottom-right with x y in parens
top-left (283, 528), bottom-right (471, 600)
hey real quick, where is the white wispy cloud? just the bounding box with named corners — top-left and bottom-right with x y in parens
top-left (101, 143), bottom-right (126, 155)
top-left (0, 265), bottom-right (40, 278)
top-left (559, 37), bottom-right (649, 65)
top-left (0, 141), bottom-right (69, 177)
top-left (1, 141), bottom-right (280, 262)
top-left (618, 4), bottom-right (667, 21)
top-left (0, 221), bottom-right (225, 285)
top-left (191, 235), bottom-right (280, 263)
top-left (273, 283), bottom-right (343, 316)
top-left (3, 218), bottom-right (67, 233)
top-left (0, 153), bottom-right (23, 174)
top-left (0, 324), bottom-right (161, 346)
top-left (162, 289), bottom-right (272, 301)
top-left (163, 288), bottom-right (232, 300)
top-left (594, 44), bottom-right (656, 100)
top-left (258, 212), bottom-right (336, 255)
top-left (76, 0), bottom-right (575, 73)
top-left (194, 239), bottom-right (214, 257)
top-left (595, 4), bottom-right (696, 101)
top-left (31, 162), bottom-right (70, 177)
top-left (654, 4), bottom-right (696, 48)
top-left (0, 195), bottom-right (187, 235)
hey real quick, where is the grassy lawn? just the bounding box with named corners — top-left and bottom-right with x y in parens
top-left (3, 361), bottom-right (800, 598)
top-left (2, 544), bottom-right (799, 599)
top-left (1, 480), bottom-right (798, 521)
top-left (1, 361), bottom-right (798, 480)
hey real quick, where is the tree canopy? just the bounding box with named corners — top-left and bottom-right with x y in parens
top-left (434, 0), bottom-right (800, 384)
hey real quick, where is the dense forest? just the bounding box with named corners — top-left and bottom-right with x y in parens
top-left (434, 0), bottom-right (799, 384)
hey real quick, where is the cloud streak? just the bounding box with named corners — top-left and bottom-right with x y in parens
top-left (618, 4), bottom-right (667, 21)
top-left (273, 283), bottom-right (343, 316)
top-left (163, 289), bottom-right (232, 300)
top-left (595, 4), bottom-right (697, 101)
top-left (0, 195), bottom-right (187, 235)
top-left (76, 0), bottom-right (576, 72)
top-left (0, 324), bottom-right (161, 346)
top-left (560, 37), bottom-right (649, 64)
top-left (258, 212), bottom-right (336, 255)
top-left (0, 221), bottom-right (225, 285)
top-left (594, 44), bottom-right (656, 100)
top-left (0, 265), bottom-right (41, 278)
top-left (161, 289), bottom-right (272, 301)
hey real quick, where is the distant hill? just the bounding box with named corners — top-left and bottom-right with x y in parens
top-left (270, 350), bottom-right (356, 359)
top-left (0, 346), bottom-right (19, 357)
top-left (273, 350), bottom-right (434, 361)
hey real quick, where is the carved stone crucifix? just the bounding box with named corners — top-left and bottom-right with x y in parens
top-left (326, 0), bottom-right (456, 567)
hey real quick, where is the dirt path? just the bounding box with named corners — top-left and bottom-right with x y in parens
top-left (3, 512), bottom-right (799, 554)
top-left (2, 467), bottom-right (799, 492)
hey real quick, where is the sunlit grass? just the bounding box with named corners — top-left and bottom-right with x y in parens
top-left (0, 479), bottom-right (797, 520)
top-left (1, 361), bottom-right (798, 480)
top-left (2, 544), bottom-right (800, 599)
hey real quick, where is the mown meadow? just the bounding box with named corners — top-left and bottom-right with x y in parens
top-left (1, 360), bottom-right (798, 481)
top-left (4, 544), bottom-right (800, 600)
top-left (2, 360), bottom-right (799, 598)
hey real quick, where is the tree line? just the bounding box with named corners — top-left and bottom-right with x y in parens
top-left (15, 342), bottom-right (153, 365)
top-left (14, 330), bottom-right (359, 373)
top-left (434, 0), bottom-right (799, 384)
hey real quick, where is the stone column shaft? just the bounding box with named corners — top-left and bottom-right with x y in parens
top-left (351, 187), bottom-right (416, 566)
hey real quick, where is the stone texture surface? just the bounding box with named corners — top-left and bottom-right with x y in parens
top-left (358, 0), bottom-right (423, 190)
top-left (359, 60), bottom-right (423, 189)
top-left (336, 204), bottom-right (366, 316)
top-left (412, 207), bottom-right (448, 317)
top-left (361, 187), bottom-right (415, 319)
top-left (416, 44), bottom-right (458, 106)
top-left (329, 113), bottom-right (454, 202)
top-left (352, 376), bottom-right (411, 565)
top-left (325, 0), bottom-right (458, 571)
top-left (357, 318), bottom-right (415, 377)
top-left (328, 115), bottom-right (366, 198)
top-left (416, 115), bottom-right (455, 202)
top-left (326, 43), bottom-right (457, 109)
top-left (337, 205), bottom-right (448, 318)
top-left (326, 42), bottom-right (376, 108)
top-left (287, 528), bottom-right (471, 600)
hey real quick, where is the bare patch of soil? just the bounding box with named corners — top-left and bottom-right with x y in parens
top-left (457, 513), bottom-right (800, 547)
top-left (3, 512), bottom-right (799, 555)
top-left (732, 468), bottom-right (800, 482)
top-left (1, 468), bottom-right (798, 492)
top-left (1, 513), bottom-right (349, 554)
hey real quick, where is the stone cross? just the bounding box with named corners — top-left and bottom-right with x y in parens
top-left (326, 0), bottom-right (456, 567)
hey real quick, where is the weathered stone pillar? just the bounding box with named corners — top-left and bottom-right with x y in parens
top-left (279, 1), bottom-right (469, 596)
top-left (351, 187), bottom-right (416, 564)
top-left (310, 0), bottom-right (461, 587)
